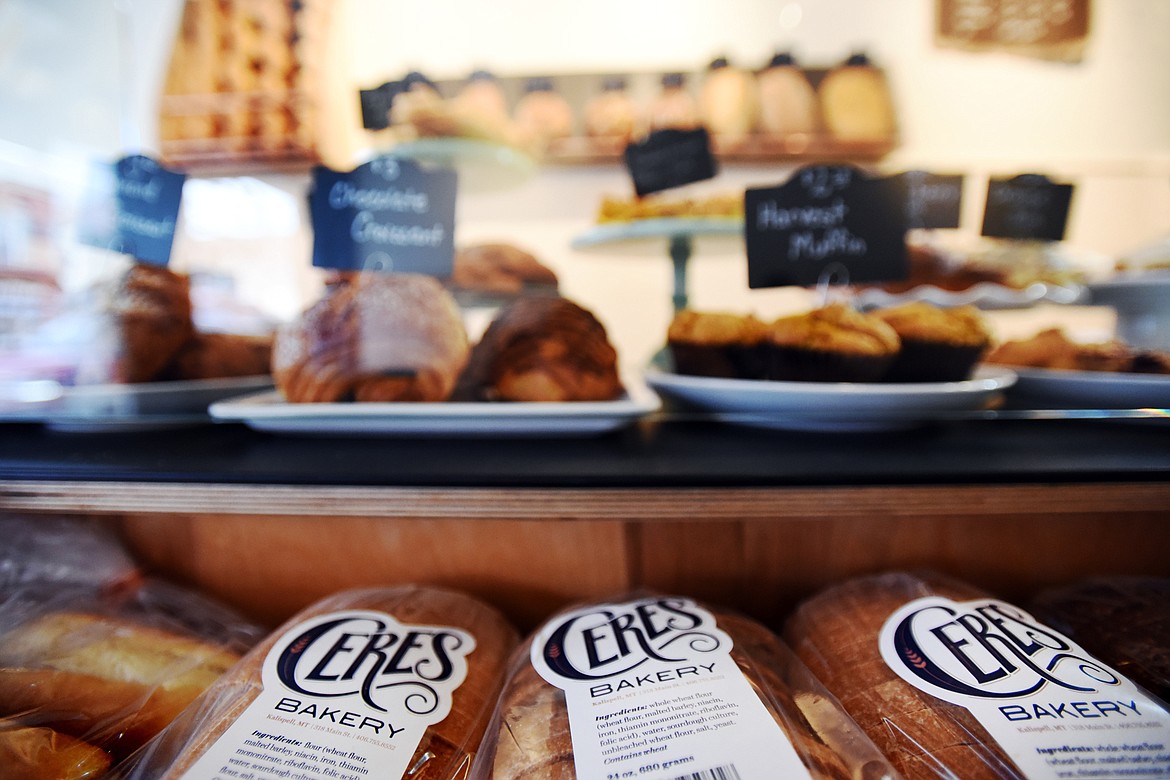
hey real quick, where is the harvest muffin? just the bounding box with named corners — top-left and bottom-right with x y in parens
top-left (766, 303), bottom-right (900, 382)
top-left (874, 302), bottom-right (992, 382)
top-left (667, 310), bottom-right (768, 379)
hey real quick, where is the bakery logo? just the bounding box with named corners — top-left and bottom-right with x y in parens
top-left (269, 610), bottom-right (474, 719)
top-left (536, 597), bottom-right (728, 684)
top-left (879, 597), bottom-right (1122, 702)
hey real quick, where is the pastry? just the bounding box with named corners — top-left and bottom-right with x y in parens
top-left (513, 78), bottom-right (574, 152)
top-left (0, 725), bottom-right (111, 780)
top-left (873, 302), bottom-right (992, 382)
top-left (699, 57), bottom-right (759, 144)
top-left (583, 76), bottom-right (643, 148)
top-left (476, 595), bottom-right (898, 779)
top-left (272, 272), bottom-right (470, 403)
top-left (667, 309), bottom-right (769, 379)
top-left (596, 192), bottom-right (743, 223)
top-left (1031, 576), bottom-right (1170, 703)
top-left (0, 610), bottom-right (240, 760)
top-left (986, 328), bottom-right (1165, 373)
top-left (453, 70), bottom-right (511, 126)
top-left (456, 296), bottom-right (623, 402)
top-left (448, 243), bottom-right (559, 298)
top-left (818, 53), bottom-right (896, 143)
top-left (157, 331), bottom-right (273, 380)
top-left (130, 586), bottom-right (518, 780)
top-left (766, 303), bottom-right (900, 382)
top-left (784, 572), bottom-right (1020, 779)
top-left (99, 262), bottom-right (195, 383)
top-left (648, 72), bottom-right (701, 132)
top-left (756, 52), bottom-right (819, 137)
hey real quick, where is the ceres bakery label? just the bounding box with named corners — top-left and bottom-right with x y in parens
top-left (531, 596), bottom-right (813, 780)
top-left (180, 610), bottom-right (475, 780)
top-left (880, 597), bottom-right (1170, 778)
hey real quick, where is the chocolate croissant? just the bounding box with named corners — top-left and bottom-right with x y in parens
top-left (273, 273), bottom-right (469, 403)
top-left (456, 296), bottom-right (623, 403)
top-left (100, 262), bottom-right (195, 383)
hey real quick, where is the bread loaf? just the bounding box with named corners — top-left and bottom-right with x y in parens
top-left (1032, 576), bottom-right (1170, 704)
top-left (128, 586), bottom-right (518, 780)
top-left (0, 610), bottom-right (241, 760)
top-left (473, 594), bottom-right (898, 779)
top-left (784, 573), bottom-right (1025, 779)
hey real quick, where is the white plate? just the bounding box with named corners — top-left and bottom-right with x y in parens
top-left (0, 376), bottom-right (275, 431)
top-left (644, 366), bottom-right (1017, 432)
top-left (853, 281), bottom-right (1086, 311)
top-left (1007, 366), bottom-right (1170, 409)
top-left (209, 381), bottom-right (661, 437)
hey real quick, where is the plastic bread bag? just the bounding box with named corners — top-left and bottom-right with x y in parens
top-left (784, 571), bottom-right (1170, 779)
top-left (0, 578), bottom-right (264, 767)
top-left (1031, 576), bottom-right (1170, 705)
top-left (0, 718), bottom-right (113, 779)
top-left (468, 592), bottom-right (901, 780)
top-left (120, 585), bottom-right (519, 779)
top-left (0, 513), bottom-right (140, 594)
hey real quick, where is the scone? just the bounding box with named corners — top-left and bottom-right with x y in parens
top-left (873, 302), bottom-right (992, 382)
top-left (766, 303), bottom-right (900, 382)
top-left (456, 296), bottom-right (623, 402)
top-left (667, 309), bottom-right (768, 379)
top-left (272, 272), bottom-right (469, 403)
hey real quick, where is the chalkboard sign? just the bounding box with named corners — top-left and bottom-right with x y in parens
top-left (899, 171), bottom-right (964, 230)
top-left (745, 165), bottom-right (908, 288)
top-left (981, 174), bottom-right (1073, 242)
top-left (309, 156), bottom-right (458, 275)
top-left (76, 154), bottom-right (187, 266)
top-left (624, 127), bottom-right (717, 197)
top-left (359, 81), bottom-right (401, 130)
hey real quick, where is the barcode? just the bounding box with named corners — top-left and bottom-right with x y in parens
top-left (667, 765), bottom-right (740, 780)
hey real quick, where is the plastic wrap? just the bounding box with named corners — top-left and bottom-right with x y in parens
top-left (469, 592), bottom-right (900, 780)
top-left (122, 585), bottom-right (519, 779)
top-left (1031, 576), bottom-right (1170, 705)
top-left (0, 514), bottom-right (140, 594)
top-left (0, 578), bottom-right (264, 774)
top-left (785, 571), bottom-right (1170, 779)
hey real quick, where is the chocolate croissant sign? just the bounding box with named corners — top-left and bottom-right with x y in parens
top-left (309, 156), bottom-right (457, 276)
top-left (745, 164), bottom-right (908, 288)
top-left (76, 154), bottom-right (187, 266)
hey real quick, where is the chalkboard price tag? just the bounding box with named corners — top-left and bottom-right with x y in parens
top-left (745, 164), bottom-right (908, 288)
top-left (981, 174), bottom-right (1073, 242)
top-left (308, 156), bottom-right (458, 276)
top-left (623, 127), bottom-right (717, 197)
top-left (899, 170), bottom-right (964, 230)
top-left (76, 154), bottom-right (187, 266)
top-left (359, 81), bottom-right (401, 130)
